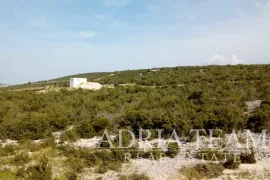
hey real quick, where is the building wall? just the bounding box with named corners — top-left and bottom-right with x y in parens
top-left (79, 82), bottom-right (103, 90)
top-left (70, 78), bottom-right (87, 88)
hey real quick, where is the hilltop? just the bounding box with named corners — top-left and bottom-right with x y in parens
top-left (4, 64), bottom-right (270, 90)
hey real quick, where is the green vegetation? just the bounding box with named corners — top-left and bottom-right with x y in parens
top-left (0, 170), bottom-right (15, 180)
top-left (166, 142), bottom-right (180, 158)
top-left (240, 151), bottom-right (256, 164)
top-left (195, 150), bottom-right (241, 169)
top-left (247, 100), bottom-right (270, 132)
top-left (0, 144), bottom-right (17, 156)
top-left (58, 145), bottom-right (123, 174)
top-left (22, 156), bottom-right (52, 180)
top-left (0, 64), bottom-right (269, 179)
top-left (180, 163), bottom-right (225, 180)
top-left (12, 152), bottom-right (31, 166)
top-left (1, 65), bottom-right (269, 141)
top-left (118, 173), bottom-right (150, 180)
top-left (223, 155), bottom-right (241, 169)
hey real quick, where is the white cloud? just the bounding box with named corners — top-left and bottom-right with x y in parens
top-left (209, 54), bottom-right (246, 65)
top-left (103, 0), bottom-right (131, 7)
top-left (210, 54), bottom-right (226, 64)
top-left (231, 54), bottom-right (245, 64)
top-left (79, 31), bottom-right (96, 39)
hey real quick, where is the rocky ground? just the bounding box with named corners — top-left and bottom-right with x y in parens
top-left (1, 100), bottom-right (269, 179)
top-left (67, 130), bottom-right (270, 180)
top-left (1, 130), bottom-right (270, 179)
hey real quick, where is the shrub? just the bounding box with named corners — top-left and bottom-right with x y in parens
top-left (96, 165), bottom-right (109, 174)
top-left (246, 102), bottom-right (270, 133)
top-left (180, 163), bottom-right (224, 180)
top-left (66, 157), bottom-right (85, 173)
top-left (75, 121), bottom-right (96, 138)
top-left (16, 167), bottom-right (26, 178)
top-left (142, 149), bottom-right (165, 160)
top-left (58, 146), bottom-right (123, 173)
top-left (119, 173), bottom-right (150, 180)
top-left (18, 139), bottom-right (43, 152)
top-left (94, 150), bottom-right (122, 173)
top-left (24, 156), bottom-right (52, 180)
top-left (0, 144), bottom-right (17, 156)
top-left (240, 151), bottom-right (256, 164)
top-left (223, 155), bottom-right (240, 169)
top-left (166, 142), bottom-right (179, 158)
top-left (0, 170), bottom-right (15, 180)
top-left (92, 117), bottom-right (110, 135)
top-left (107, 161), bottom-right (122, 171)
top-left (12, 152), bottom-right (31, 166)
top-left (65, 171), bottom-right (79, 180)
top-left (40, 136), bottom-right (57, 149)
top-left (60, 130), bottom-right (79, 143)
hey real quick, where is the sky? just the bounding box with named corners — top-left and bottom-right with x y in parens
top-left (0, 0), bottom-right (270, 84)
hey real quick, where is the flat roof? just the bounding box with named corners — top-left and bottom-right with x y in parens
top-left (70, 78), bottom-right (87, 79)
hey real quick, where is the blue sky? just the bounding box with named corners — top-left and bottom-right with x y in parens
top-left (0, 0), bottom-right (270, 84)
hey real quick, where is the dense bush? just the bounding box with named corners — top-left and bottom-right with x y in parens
top-left (58, 146), bottom-right (123, 174)
top-left (21, 156), bottom-right (52, 180)
top-left (180, 163), bottom-right (224, 179)
top-left (246, 101), bottom-right (270, 133)
top-left (240, 151), bottom-right (256, 164)
top-left (118, 173), bottom-right (150, 180)
top-left (223, 155), bottom-right (240, 169)
top-left (166, 142), bottom-right (180, 158)
top-left (60, 129), bottom-right (79, 142)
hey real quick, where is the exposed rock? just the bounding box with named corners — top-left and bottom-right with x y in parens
top-left (245, 100), bottom-right (262, 115)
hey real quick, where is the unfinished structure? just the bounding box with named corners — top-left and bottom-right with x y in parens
top-left (70, 78), bottom-right (102, 90)
top-left (70, 78), bottom-right (87, 88)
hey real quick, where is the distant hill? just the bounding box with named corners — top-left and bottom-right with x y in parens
top-left (4, 64), bottom-right (270, 90)
top-left (0, 83), bottom-right (8, 87)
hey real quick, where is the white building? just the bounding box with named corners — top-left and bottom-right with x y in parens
top-left (70, 78), bottom-right (87, 88)
top-left (70, 78), bottom-right (103, 90)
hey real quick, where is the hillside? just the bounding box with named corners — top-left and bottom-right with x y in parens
top-left (55, 64), bottom-right (270, 86)
top-left (0, 64), bottom-right (270, 179)
top-left (1, 64), bottom-right (270, 137)
top-left (5, 64), bottom-right (270, 90)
